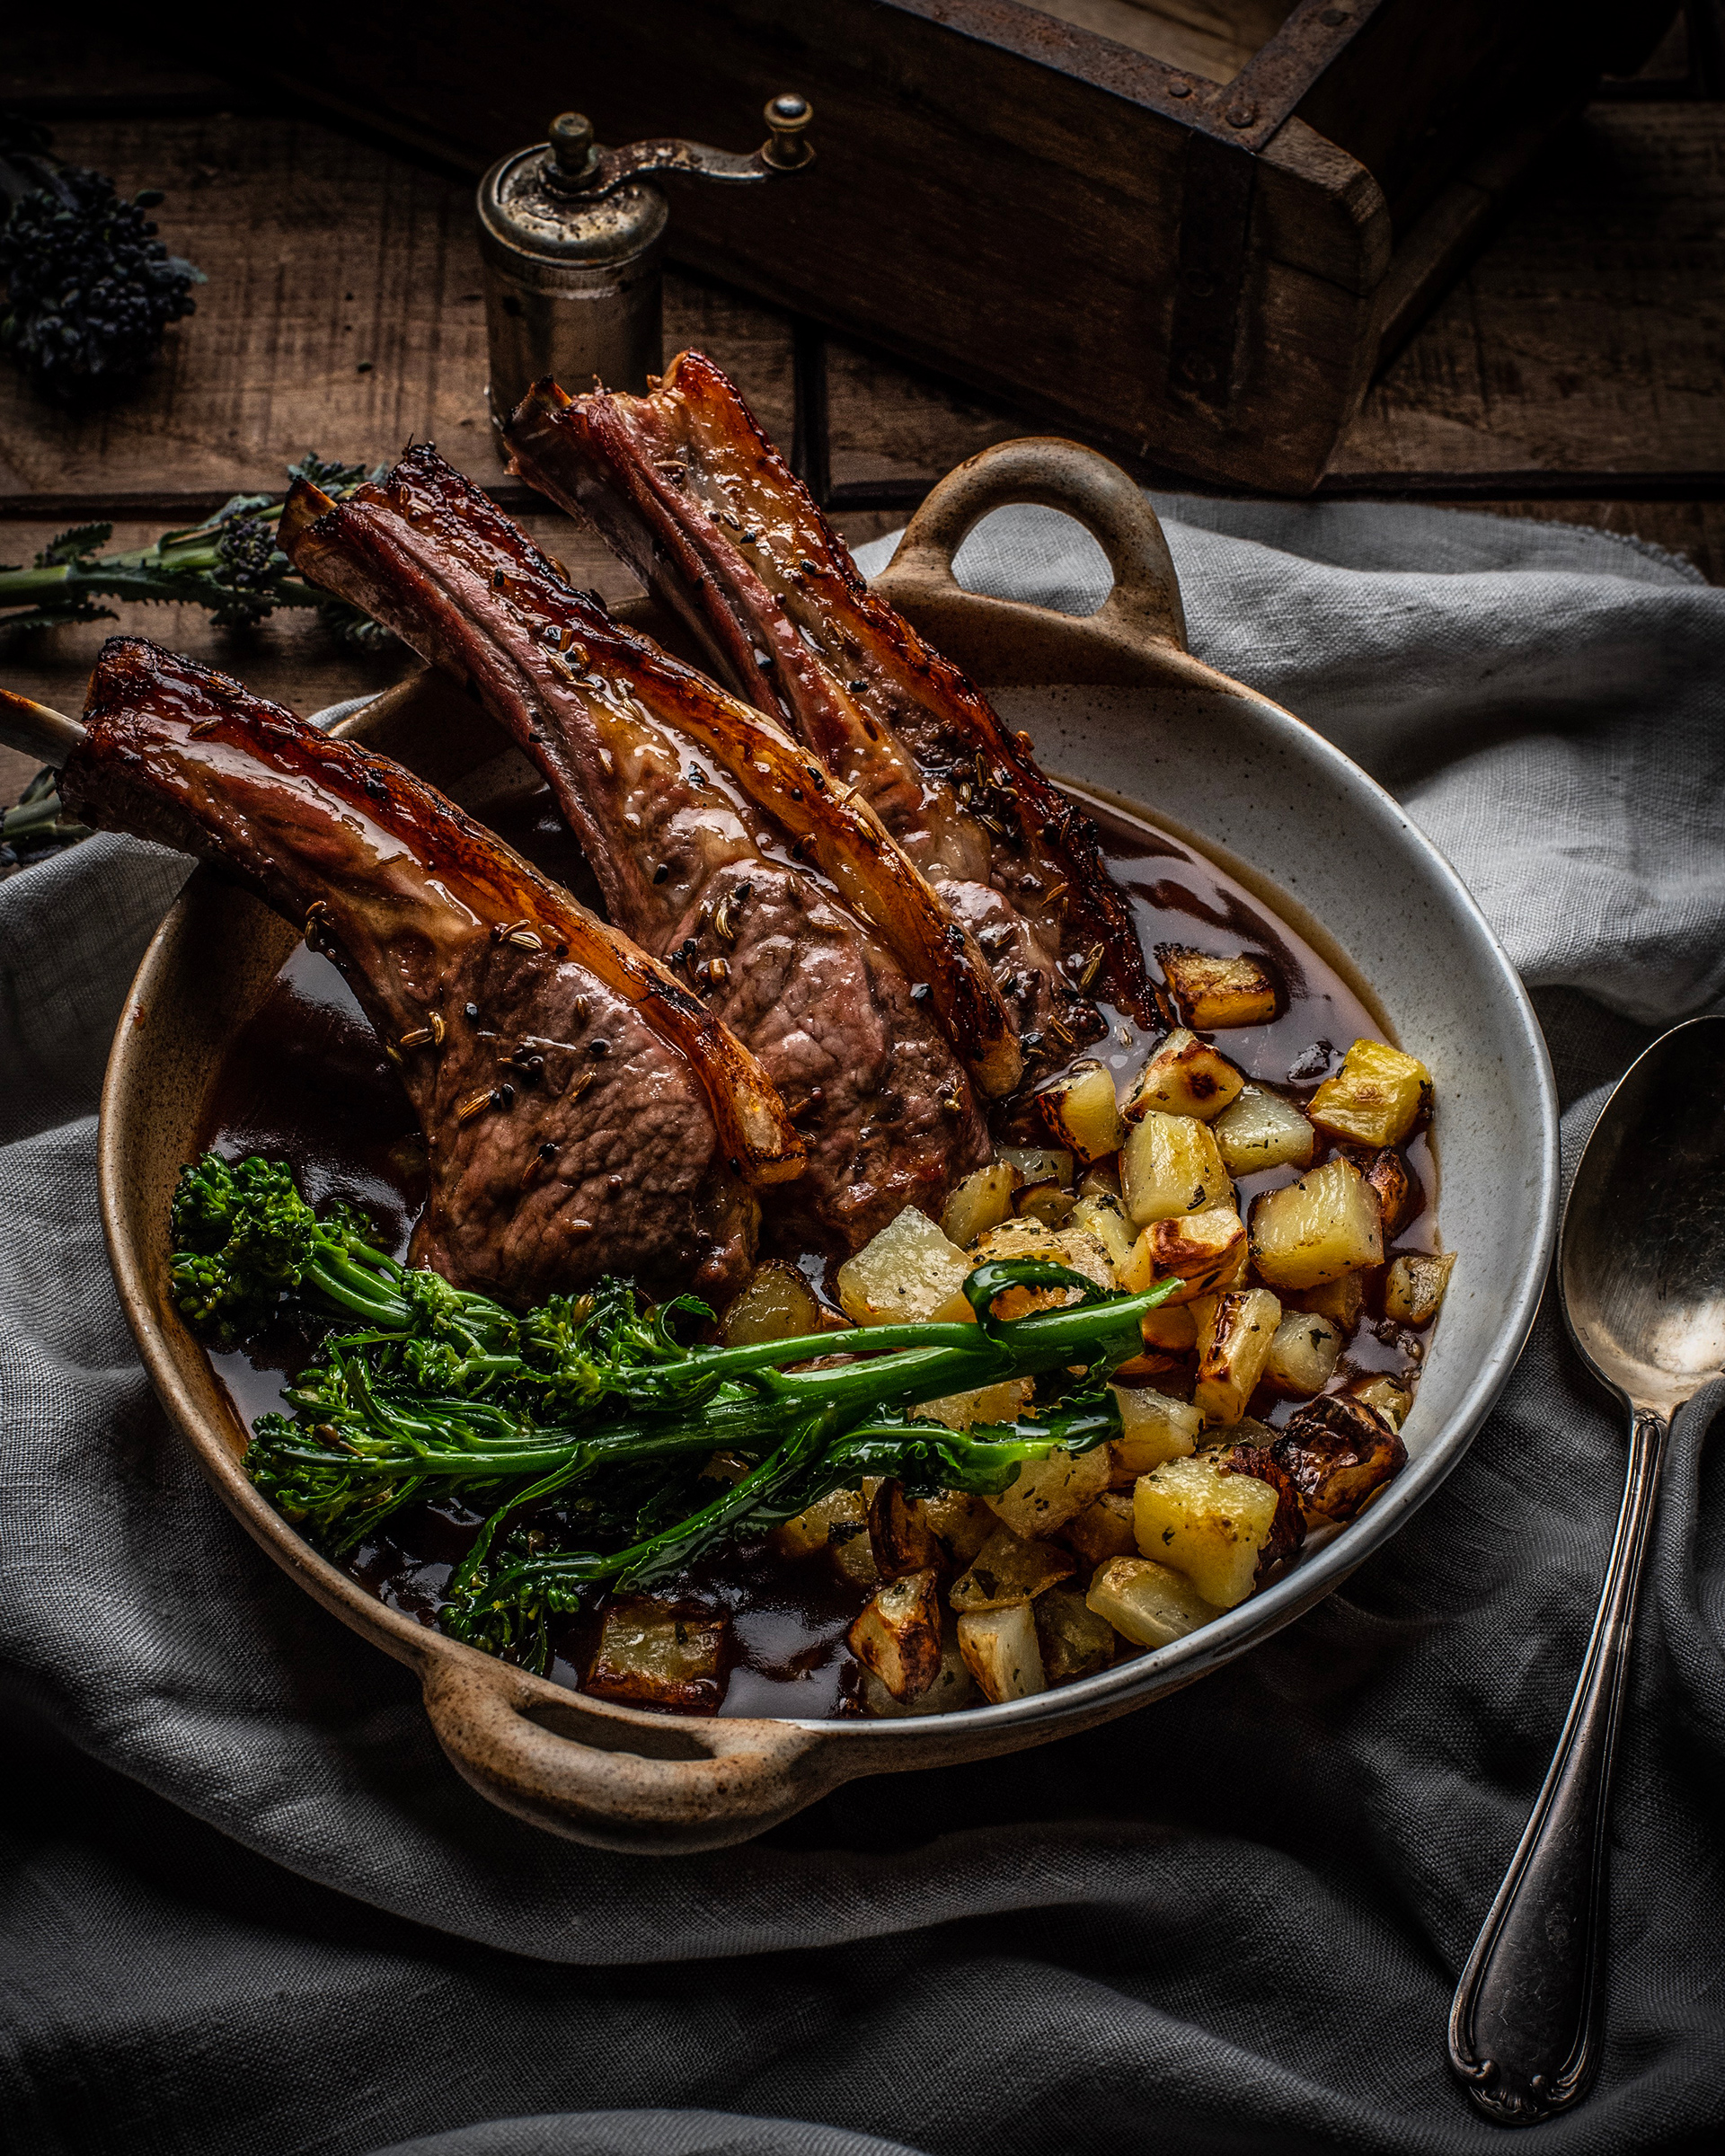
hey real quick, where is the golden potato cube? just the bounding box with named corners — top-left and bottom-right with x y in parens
top-left (985, 1440), bottom-right (1113, 1539)
top-left (1036, 1058), bottom-right (1125, 1162)
top-left (1351, 1374), bottom-right (1413, 1429)
top-left (1133, 1451), bottom-right (1285, 1609)
top-left (957, 1603), bottom-right (1047, 1702)
top-left (586, 1598), bottom-right (727, 1712)
top-left (1086, 1554), bottom-right (1219, 1648)
top-left (1119, 1207), bottom-right (1247, 1304)
top-left (1063, 1489), bottom-right (1140, 1567)
top-left (1159, 945), bottom-right (1280, 1029)
top-left (1138, 1301), bottom-right (1198, 1350)
top-left (968, 1219), bottom-right (1115, 1319)
top-left (1069, 1190), bottom-right (1137, 1271)
top-left (721, 1260), bottom-right (823, 1347)
top-left (941, 1162), bottom-right (1021, 1248)
top-left (1212, 1084), bottom-right (1316, 1175)
top-left (1308, 1038), bottom-right (1432, 1149)
top-left (1248, 1158), bottom-right (1384, 1291)
top-left (866, 1480), bottom-right (940, 1578)
top-left (1193, 1287), bottom-right (1283, 1427)
top-left (1384, 1250), bottom-right (1456, 1327)
top-left (1123, 1028), bottom-right (1245, 1124)
top-left (1015, 1180), bottom-right (1076, 1228)
top-left (1110, 1384), bottom-right (1203, 1474)
top-left (1076, 1158), bottom-right (1122, 1202)
top-left (837, 1206), bottom-right (974, 1328)
top-left (847, 1568), bottom-right (944, 1701)
top-left (859, 1621), bottom-right (978, 1717)
top-left (1121, 1111), bottom-right (1231, 1226)
top-left (919, 1489), bottom-right (997, 1568)
top-left (774, 1488), bottom-right (879, 1586)
top-left (913, 1374), bottom-right (1033, 1431)
top-left (950, 1524), bottom-right (1076, 1611)
top-left (996, 1144), bottom-right (1075, 1189)
top-left (1034, 1586), bottom-right (1119, 1682)
top-left (1291, 1271), bottom-right (1367, 1332)
top-left (1264, 1309), bottom-right (1344, 1396)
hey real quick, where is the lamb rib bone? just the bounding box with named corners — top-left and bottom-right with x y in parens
top-left (280, 447), bottom-right (999, 1252)
top-left (503, 353), bottom-right (1158, 1053)
top-left (52, 637), bottom-right (806, 1303)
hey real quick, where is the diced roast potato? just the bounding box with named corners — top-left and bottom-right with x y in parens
top-left (868, 1479), bottom-right (941, 1578)
top-left (837, 1206), bottom-right (974, 1327)
top-left (1308, 1038), bottom-right (1432, 1148)
top-left (1123, 1028), bottom-right (1245, 1125)
top-left (585, 1597), bottom-right (728, 1712)
top-left (918, 1488), bottom-right (997, 1568)
top-left (1077, 1158), bottom-right (1122, 1202)
top-left (1158, 945), bottom-right (1281, 1029)
top-left (1364, 1147), bottom-right (1416, 1236)
top-left (996, 1144), bottom-right (1075, 1190)
top-left (1069, 1190), bottom-right (1137, 1270)
top-left (847, 1568), bottom-right (943, 1701)
top-left (1121, 1110), bottom-right (1231, 1226)
top-left (1270, 1393), bottom-right (1407, 1524)
top-left (774, 1487), bottom-right (879, 1586)
top-left (1036, 1058), bottom-right (1125, 1162)
top-left (859, 1621), bottom-right (978, 1718)
top-left (1138, 1301), bottom-right (1199, 1350)
top-left (1350, 1374), bottom-right (1413, 1429)
top-left (1110, 1384), bottom-right (1203, 1474)
top-left (1193, 1287), bottom-right (1283, 1427)
top-left (984, 1440), bottom-right (1113, 1539)
top-left (913, 1374), bottom-right (1033, 1431)
top-left (1119, 1207), bottom-right (1248, 1304)
top-left (969, 1218), bottom-right (1116, 1320)
top-left (1015, 1179), bottom-right (1076, 1227)
top-left (1249, 1158), bottom-right (1383, 1290)
top-left (941, 1162), bottom-right (1021, 1248)
top-left (1289, 1271), bottom-right (1366, 1331)
top-left (950, 1524), bottom-right (1077, 1611)
top-left (1212, 1084), bottom-right (1316, 1175)
top-left (1133, 1445), bottom-right (1305, 1608)
top-left (1034, 1586), bottom-right (1119, 1682)
top-left (957, 1603), bottom-right (1047, 1703)
top-left (1384, 1250), bottom-right (1455, 1327)
top-left (1263, 1309), bottom-right (1344, 1397)
top-left (1087, 1554), bottom-right (1219, 1648)
top-left (720, 1259), bottom-right (824, 1346)
top-left (1062, 1489), bottom-right (1140, 1567)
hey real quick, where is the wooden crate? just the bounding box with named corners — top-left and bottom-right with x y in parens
top-left (169, 0), bottom-right (1673, 489)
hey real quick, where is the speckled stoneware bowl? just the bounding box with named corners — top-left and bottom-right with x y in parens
top-left (99, 439), bottom-right (1559, 1853)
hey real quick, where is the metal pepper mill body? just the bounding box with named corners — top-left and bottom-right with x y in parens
top-left (477, 98), bottom-right (813, 440)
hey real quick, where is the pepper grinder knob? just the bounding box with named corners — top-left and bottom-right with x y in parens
top-left (762, 94), bottom-right (814, 171)
top-left (546, 111), bottom-right (600, 188)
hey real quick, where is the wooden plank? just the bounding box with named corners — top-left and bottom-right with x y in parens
top-left (1334, 104), bottom-right (1725, 476)
top-left (0, 115), bottom-right (798, 505)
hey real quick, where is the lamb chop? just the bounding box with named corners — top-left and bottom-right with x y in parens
top-left (503, 351), bottom-right (1159, 1069)
top-left (280, 448), bottom-right (1004, 1254)
top-left (40, 639), bottom-right (805, 1303)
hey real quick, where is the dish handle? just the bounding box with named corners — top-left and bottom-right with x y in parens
top-left (870, 435), bottom-right (1189, 678)
top-left (420, 1652), bottom-right (838, 1852)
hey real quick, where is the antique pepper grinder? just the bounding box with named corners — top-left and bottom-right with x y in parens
top-left (477, 95), bottom-right (814, 439)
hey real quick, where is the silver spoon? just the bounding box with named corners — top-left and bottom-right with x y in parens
top-left (1448, 1012), bottom-right (1725, 2123)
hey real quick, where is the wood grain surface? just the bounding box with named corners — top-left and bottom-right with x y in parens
top-left (2, 39), bottom-right (1721, 810)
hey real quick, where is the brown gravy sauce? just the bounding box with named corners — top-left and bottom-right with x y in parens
top-left (203, 785), bottom-right (1438, 1719)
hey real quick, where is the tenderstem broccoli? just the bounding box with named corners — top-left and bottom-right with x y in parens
top-left (170, 1153), bottom-right (1177, 1670)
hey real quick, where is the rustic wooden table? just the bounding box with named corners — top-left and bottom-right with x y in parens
top-left (4, 17), bottom-right (1721, 809)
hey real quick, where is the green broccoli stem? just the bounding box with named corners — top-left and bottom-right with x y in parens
top-left (0, 515), bottom-right (327, 614)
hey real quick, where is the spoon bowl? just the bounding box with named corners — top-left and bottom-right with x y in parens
top-left (1451, 1012), bottom-right (1725, 2123)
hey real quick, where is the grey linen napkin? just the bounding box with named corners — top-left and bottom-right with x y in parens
top-left (3, 500), bottom-right (1722, 2156)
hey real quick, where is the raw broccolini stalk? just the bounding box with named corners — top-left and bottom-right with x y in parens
top-left (0, 454), bottom-right (394, 644)
top-left (170, 1152), bottom-right (1177, 1672)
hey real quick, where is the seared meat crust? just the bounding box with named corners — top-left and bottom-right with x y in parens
top-left (63, 637), bottom-right (776, 1302)
top-left (504, 352), bottom-right (1156, 1053)
top-left (283, 448), bottom-right (995, 1252)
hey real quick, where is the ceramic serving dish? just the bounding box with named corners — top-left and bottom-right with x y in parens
top-left (98, 438), bottom-right (1559, 1853)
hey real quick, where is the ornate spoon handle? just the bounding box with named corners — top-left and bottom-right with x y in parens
top-left (1447, 1407), bottom-right (1668, 2124)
